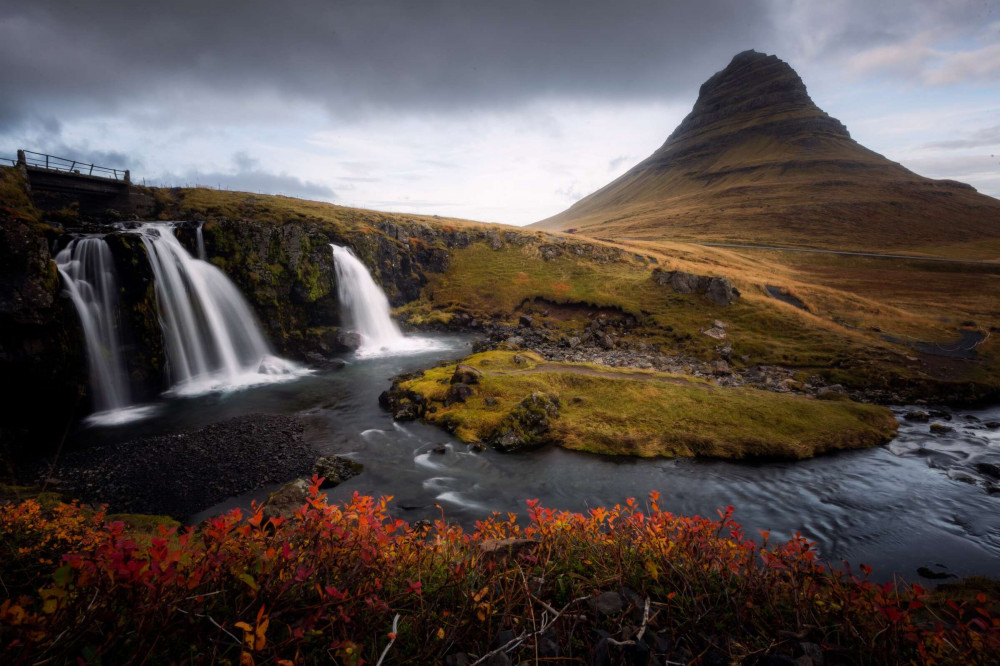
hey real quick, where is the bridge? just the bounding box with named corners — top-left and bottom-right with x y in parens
top-left (5, 149), bottom-right (152, 218)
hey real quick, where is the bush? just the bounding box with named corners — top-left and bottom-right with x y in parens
top-left (1, 480), bottom-right (997, 664)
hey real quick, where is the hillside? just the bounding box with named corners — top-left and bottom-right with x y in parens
top-left (533, 50), bottom-right (1000, 258)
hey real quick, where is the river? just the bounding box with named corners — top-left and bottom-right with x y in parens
top-left (68, 334), bottom-right (1000, 583)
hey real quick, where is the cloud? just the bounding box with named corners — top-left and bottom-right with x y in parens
top-left (151, 153), bottom-right (335, 200)
top-left (924, 125), bottom-right (1000, 150)
top-left (0, 0), bottom-right (775, 132)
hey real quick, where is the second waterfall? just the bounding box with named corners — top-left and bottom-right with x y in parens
top-left (138, 223), bottom-right (307, 395)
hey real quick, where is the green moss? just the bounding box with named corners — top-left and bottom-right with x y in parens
top-left (0, 167), bottom-right (40, 223)
top-left (397, 351), bottom-right (898, 459)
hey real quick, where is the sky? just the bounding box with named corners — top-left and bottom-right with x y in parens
top-left (1, 0), bottom-right (998, 225)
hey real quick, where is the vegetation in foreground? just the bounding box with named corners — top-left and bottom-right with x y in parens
top-left (2, 482), bottom-right (998, 664)
top-left (391, 350), bottom-right (898, 458)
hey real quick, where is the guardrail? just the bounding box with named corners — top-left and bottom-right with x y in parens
top-left (15, 149), bottom-right (129, 182)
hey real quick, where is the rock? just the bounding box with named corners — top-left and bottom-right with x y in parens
top-left (478, 537), bottom-right (538, 558)
top-left (703, 326), bottom-right (727, 341)
top-left (263, 478), bottom-right (310, 520)
top-left (599, 333), bottom-right (616, 349)
top-left (705, 277), bottom-right (740, 306)
top-left (568, 336), bottom-right (581, 348)
top-left (451, 363), bottom-right (483, 385)
top-left (928, 409), bottom-right (953, 421)
top-left (445, 383), bottom-right (475, 405)
top-left (484, 396), bottom-right (498, 406)
top-left (444, 653), bottom-right (470, 666)
top-left (975, 462), bottom-right (1000, 480)
top-left (312, 456), bottom-right (363, 488)
top-left (930, 423), bottom-right (953, 434)
top-left (799, 642), bottom-right (823, 666)
top-left (432, 444), bottom-right (447, 454)
top-left (711, 360), bottom-right (731, 375)
top-left (589, 591), bottom-right (624, 616)
top-left (487, 392), bottom-right (560, 453)
top-left (904, 410), bottom-right (930, 422)
top-left (985, 421), bottom-right (1000, 429)
top-left (332, 329), bottom-right (362, 352)
top-left (519, 314), bottom-right (534, 328)
top-left (713, 319), bottom-right (728, 329)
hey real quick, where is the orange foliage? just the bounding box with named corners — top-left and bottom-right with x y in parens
top-left (0, 481), bottom-right (997, 664)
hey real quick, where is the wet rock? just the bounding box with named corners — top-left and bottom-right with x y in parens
top-left (312, 456), bottom-right (363, 488)
top-left (975, 462), bottom-right (1000, 480)
top-left (487, 392), bottom-right (560, 453)
top-left (445, 383), bottom-right (475, 405)
top-left (930, 423), bottom-right (953, 434)
top-left (263, 478), bottom-right (310, 520)
top-left (432, 444), bottom-right (447, 454)
top-left (904, 410), bottom-right (930, 422)
top-left (451, 363), bottom-right (482, 385)
top-left (917, 565), bottom-right (957, 580)
top-left (985, 421), bottom-right (1000, 429)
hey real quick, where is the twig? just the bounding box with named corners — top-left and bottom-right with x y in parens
top-left (376, 614), bottom-right (401, 666)
top-left (173, 607), bottom-right (241, 645)
top-left (471, 596), bottom-right (590, 665)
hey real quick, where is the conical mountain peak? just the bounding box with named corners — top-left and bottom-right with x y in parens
top-left (531, 51), bottom-right (1000, 253)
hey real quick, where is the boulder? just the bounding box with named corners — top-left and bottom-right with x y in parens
top-left (451, 363), bottom-right (482, 385)
top-left (519, 313), bottom-right (534, 328)
top-left (263, 478), bottom-right (310, 520)
top-left (487, 392), bottom-right (561, 453)
top-left (654, 269), bottom-right (741, 305)
top-left (312, 456), bottom-right (363, 489)
top-left (703, 326), bottom-right (727, 341)
top-left (445, 382), bottom-right (475, 405)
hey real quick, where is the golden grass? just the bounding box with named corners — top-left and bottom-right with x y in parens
top-left (399, 351), bottom-right (898, 459)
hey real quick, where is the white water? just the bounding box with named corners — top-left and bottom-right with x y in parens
top-left (55, 238), bottom-right (153, 425)
top-left (330, 243), bottom-right (445, 357)
top-left (137, 223), bottom-right (308, 395)
top-left (195, 222), bottom-right (206, 260)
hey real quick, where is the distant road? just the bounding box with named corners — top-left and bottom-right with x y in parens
top-left (694, 242), bottom-right (1000, 266)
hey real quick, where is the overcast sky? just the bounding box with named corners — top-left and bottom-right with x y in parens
top-left (2, 0), bottom-right (998, 224)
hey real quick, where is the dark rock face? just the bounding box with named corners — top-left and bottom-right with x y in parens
top-left (663, 49), bottom-right (850, 150)
top-left (487, 392), bottom-right (561, 453)
top-left (0, 217), bottom-right (85, 463)
top-left (654, 269), bottom-right (740, 306)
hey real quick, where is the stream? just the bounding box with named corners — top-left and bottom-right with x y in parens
top-left (69, 335), bottom-right (1000, 583)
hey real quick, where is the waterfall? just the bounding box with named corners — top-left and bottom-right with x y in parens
top-left (330, 244), bottom-right (444, 357)
top-left (195, 222), bottom-right (206, 260)
top-left (137, 223), bottom-right (307, 395)
top-left (55, 237), bottom-right (151, 425)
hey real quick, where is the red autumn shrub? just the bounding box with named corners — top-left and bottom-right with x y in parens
top-left (1, 480), bottom-right (997, 664)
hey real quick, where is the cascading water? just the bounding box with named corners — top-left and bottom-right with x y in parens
top-left (330, 244), bottom-right (444, 357)
top-left (55, 237), bottom-right (152, 425)
top-left (138, 223), bottom-right (307, 395)
top-left (195, 222), bottom-right (206, 260)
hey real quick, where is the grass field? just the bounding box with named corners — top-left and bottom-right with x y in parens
top-left (396, 350), bottom-right (898, 458)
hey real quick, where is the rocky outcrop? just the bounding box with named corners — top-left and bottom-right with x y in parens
top-left (654, 269), bottom-right (741, 306)
top-left (0, 215), bottom-right (84, 465)
top-left (486, 392), bottom-right (561, 453)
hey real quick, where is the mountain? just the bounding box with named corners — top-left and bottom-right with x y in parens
top-left (532, 50), bottom-right (1000, 257)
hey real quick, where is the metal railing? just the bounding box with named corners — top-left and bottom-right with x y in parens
top-left (16, 149), bottom-right (129, 182)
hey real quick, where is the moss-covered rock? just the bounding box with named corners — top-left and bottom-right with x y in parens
top-left (487, 391), bottom-right (561, 452)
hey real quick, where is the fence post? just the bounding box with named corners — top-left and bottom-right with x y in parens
top-left (124, 169), bottom-right (131, 184)
top-left (16, 149), bottom-right (25, 166)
